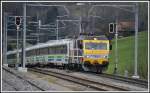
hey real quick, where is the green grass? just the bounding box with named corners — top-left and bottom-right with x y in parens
top-left (106, 31), bottom-right (148, 79)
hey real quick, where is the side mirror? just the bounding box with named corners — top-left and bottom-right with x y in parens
top-left (109, 45), bottom-right (112, 50)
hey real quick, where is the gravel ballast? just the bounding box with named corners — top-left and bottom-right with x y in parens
top-left (2, 66), bottom-right (93, 91)
top-left (2, 68), bottom-right (43, 91)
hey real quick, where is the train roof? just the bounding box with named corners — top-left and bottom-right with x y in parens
top-left (77, 35), bottom-right (108, 40)
top-left (7, 36), bottom-right (109, 55)
top-left (7, 39), bottom-right (72, 55)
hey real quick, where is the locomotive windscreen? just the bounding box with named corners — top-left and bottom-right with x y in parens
top-left (85, 42), bottom-right (107, 50)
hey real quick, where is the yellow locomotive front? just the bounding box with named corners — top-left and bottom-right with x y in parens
top-left (81, 37), bottom-right (110, 73)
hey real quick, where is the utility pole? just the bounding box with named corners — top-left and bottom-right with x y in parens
top-left (16, 25), bottom-right (19, 68)
top-left (38, 20), bottom-right (41, 43)
top-left (114, 23), bottom-right (118, 75)
top-left (113, 10), bottom-right (119, 75)
top-left (36, 12), bottom-right (40, 43)
top-left (56, 20), bottom-right (58, 40)
top-left (79, 17), bottom-right (82, 34)
top-left (132, 3), bottom-right (139, 79)
top-left (76, 3), bottom-right (84, 33)
top-left (3, 12), bottom-right (8, 66)
top-left (19, 3), bottom-right (27, 72)
top-left (22, 3), bottom-right (26, 68)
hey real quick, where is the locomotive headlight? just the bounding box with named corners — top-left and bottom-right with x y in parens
top-left (104, 55), bottom-right (108, 58)
top-left (101, 55), bottom-right (108, 58)
top-left (84, 55), bottom-right (108, 59)
top-left (84, 55), bottom-right (90, 58)
top-left (84, 55), bottom-right (100, 58)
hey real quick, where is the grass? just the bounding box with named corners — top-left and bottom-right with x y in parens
top-left (106, 31), bottom-right (148, 79)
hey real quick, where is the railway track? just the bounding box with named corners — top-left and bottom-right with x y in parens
top-left (99, 73), bottom-right (148, 88)
top-left (2, 67), bottom-right (45, 91)
top-left (3, 79), bottom-right (19, 91)
top-left (79, 71), bottom-right (148, 88)
top-left (29, 68), bottom-right (132, 91)
top-left (61, 69), bottom-right (148, 88)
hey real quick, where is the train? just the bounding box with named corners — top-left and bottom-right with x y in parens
top-left (7, 35), bottom-right (112, 73)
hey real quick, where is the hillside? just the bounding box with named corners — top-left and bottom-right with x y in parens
top-left (106, 31), bottom-right (148, 79)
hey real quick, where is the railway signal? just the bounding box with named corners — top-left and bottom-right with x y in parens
top-left (15, 16), bottom-right (21, 26)
top-left (109, 23), bottom-right (115, 33)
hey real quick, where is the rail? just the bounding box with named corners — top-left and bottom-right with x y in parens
top-left (100, 73), bottom-right (148, 88)
top-left (29, 68), bottom-right (131, 91)
top-left (79, 71), bottom-right (148, 88)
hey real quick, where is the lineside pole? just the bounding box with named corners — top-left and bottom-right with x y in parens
top-left (132, 3), bottom-right (139, 79)
top-left (38, 20), bottom-right (41, 43)
top-left (22, 3), bottom-right (26, 68)
top-left (56, 20), bottom-right (58, 40)
top-left (114, 10), bottom-right (119, 75)
top-left (114, 24), bottom-right (118, 75)
top-left (3, 12), bottom-right (8, 66)
top-left (16, 26), bottom-right (19, 68)
top-left (19, 3), bottom-right (27, 72)
top-left (79, 17), bottom-right (82, 34)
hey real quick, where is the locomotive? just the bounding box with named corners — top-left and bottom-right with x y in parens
top-left (7, 34), bottom-right (111, 73)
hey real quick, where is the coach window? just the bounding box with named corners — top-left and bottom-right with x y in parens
top-left (49, 47), bottom-right (55, 54)
top-left (59, 46), bottom-right (62, 54)
top-left (31, 50), bottom-right (35, 56)
top-left (33, 49), bottom-right (36, 56)
top-left (48, 47), bottom-right (51, 54)
top-left (40, 48), bottom-right (48, 55)
top-left (39, 48), bottom-right (43, 55)
top-left (26, 51), bottom-right (29, 57)
top-left (62, 45), bottom-right (67, 54)
top-left (52, 47), bottom-right (54, 54)
top-left (54, 47), bottom-right (56, 54)
top-left (35, 49), bottom-right (39, 55)
top-left (43, 48), bottom-right (48, 55)
top-left (50, 47), bottom-right (52, 54)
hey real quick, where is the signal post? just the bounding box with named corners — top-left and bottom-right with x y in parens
top-left (15, 16), bottom-right (20, 68)
top-left (15, 16), bottom-right (27, 72)
top-left (17, 4), bottom-right (28, 72)
top-left (109, 23), bottom-right (118, 75)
